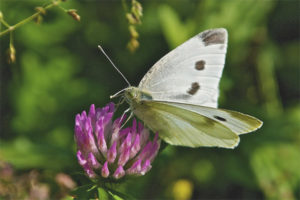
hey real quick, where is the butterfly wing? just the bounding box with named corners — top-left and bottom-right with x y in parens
top-left (133, 100), bottom-right (240, 148)
top-left (131, 28), bottom-right (262, 148)
top-left (155, 101), bottom-right (263, 136)
top-left (138, 28), bottom-right (228, 108)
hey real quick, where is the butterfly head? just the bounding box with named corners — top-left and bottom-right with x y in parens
top-left (124, 87), bottom-right (153, 105)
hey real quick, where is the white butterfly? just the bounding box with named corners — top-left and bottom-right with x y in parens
top-left (103, 28), bottom-right (263, 148)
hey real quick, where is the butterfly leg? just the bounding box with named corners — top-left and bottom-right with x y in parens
top-left (120, 108), bottom-right (133, 129)
top-left (115, 97), bottom-right (125, 111)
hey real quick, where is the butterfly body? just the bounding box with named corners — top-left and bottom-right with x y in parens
top-left (124, 87), bottom-right (153, 104)
top-left (121, 28), bottom-right (263, 148)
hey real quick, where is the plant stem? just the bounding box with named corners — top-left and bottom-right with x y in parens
top-left (9, 31), bottom-right (13, 45)
top-left (0, 0), bottom-right (61, 37)
top-left (121, 0), bottom-right (129, 13)
top-left (0, 18), bottom-right (10, 28)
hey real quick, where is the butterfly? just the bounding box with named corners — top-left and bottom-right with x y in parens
top-left (102, 28), bottom-right (263, 148)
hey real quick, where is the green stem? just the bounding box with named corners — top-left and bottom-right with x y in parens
top-left (121, 0), bottom-right (129, 13)
top-left (57, 4), bottom-right (68, 12)
top-left (9, 31), bottom-right (13, 45)
top-left (0, 18), bottom-right (10, 28)
top-left (0, 0), bottom-right (61, 37)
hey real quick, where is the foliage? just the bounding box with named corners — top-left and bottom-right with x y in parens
top-left (0, 0), bottom-right (299, 199)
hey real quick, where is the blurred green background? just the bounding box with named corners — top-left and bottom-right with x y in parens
top-left (0, 0), bottom-right (299, 199)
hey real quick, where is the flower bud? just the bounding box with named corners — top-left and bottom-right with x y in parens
top-left (131, 0), bottom-right (143, 19)
top-left (7, 44), bottom-right (16, 64)
top-left (129, 25), bottom-right (139, 38)
top-left (126, 13), bottom-right (139, 25)
top-left (67, 9), bottom-right (80, 21)
top-left (127, 38), bottom-right (139, 52)
top-left (35, 7), bottom-right (46, 15)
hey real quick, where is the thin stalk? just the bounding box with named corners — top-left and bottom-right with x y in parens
top-left (9, 31), bottom-right (13, 45)
top-left (121, 0), bottom-right (129, 13)
top-left (0, 1), bottom-right (61, 37)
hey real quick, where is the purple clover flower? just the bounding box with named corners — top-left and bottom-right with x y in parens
top-left (75, 103), bottom-right (160, 179)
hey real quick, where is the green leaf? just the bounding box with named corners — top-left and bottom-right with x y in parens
top-left (108, 191), bottom-right (125, 200)
top-left (98, 187), bottom-right (109, 200)
top-left (71, 184), bottom-right (98, 200)
top-left (105, 187), bottom-right (136, 200)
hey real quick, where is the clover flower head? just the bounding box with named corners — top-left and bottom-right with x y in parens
top-left (75, 103), bottom-right (160, 179)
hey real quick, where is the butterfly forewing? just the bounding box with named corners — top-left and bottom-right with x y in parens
top-left (138, 28), bottom-right (228, 108)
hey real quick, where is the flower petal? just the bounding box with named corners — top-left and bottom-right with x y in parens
top-left (83, 163), bottom-right (97, 178)
top-left (119, 133), bottom-right (131, 153)
top-left (101, 161), bottom-right (109, 178)
top-left (96, 122), bottom-right (107, 155)
top-left (87, 152), bottom-right (101, 169)
top-left (107, 141), bottom-right (117, 163)
top-left (140, 128), bottom-right (150, 147)
top-left (141, 159), bottom-right (152, 175)
top-left (88, 104), bottom-right (96, 122)
top-left (118, 147), bottom-right (130, 166)
top-left (113, 165), bottom-right (125, 179)
top-left (126, 159), bottom-right (142, 175)
top-left (77, 150), bottom-right (87, 166)
top-left (149, 133), bottom-right (161, 162)
top-left (130, 134), bottom-right (140, 159)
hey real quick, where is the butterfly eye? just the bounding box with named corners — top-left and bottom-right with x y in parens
top-left (131, 89), bottom-right (138, 99)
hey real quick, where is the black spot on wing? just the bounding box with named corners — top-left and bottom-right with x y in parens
top-left (187, 82), bottom-right (200, 95)
top-left (195, 60), bottom-right (205, 70)
top-left (200, 29), bottom-right (226, 46)
top-left (213, 115), bottom-right (227, 122)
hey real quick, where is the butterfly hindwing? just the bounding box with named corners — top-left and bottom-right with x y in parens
top-left (138, 28), bottom-right (228, 108)
top-left (155, 101), bottom-right (263, 135)
top-left (133, 100), bottom-right (240, 148)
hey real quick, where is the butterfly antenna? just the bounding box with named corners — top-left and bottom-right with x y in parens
top-left (98, 45), bottom-right (131, 86)
top-left (110, 88), bottom-right (128, 99)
